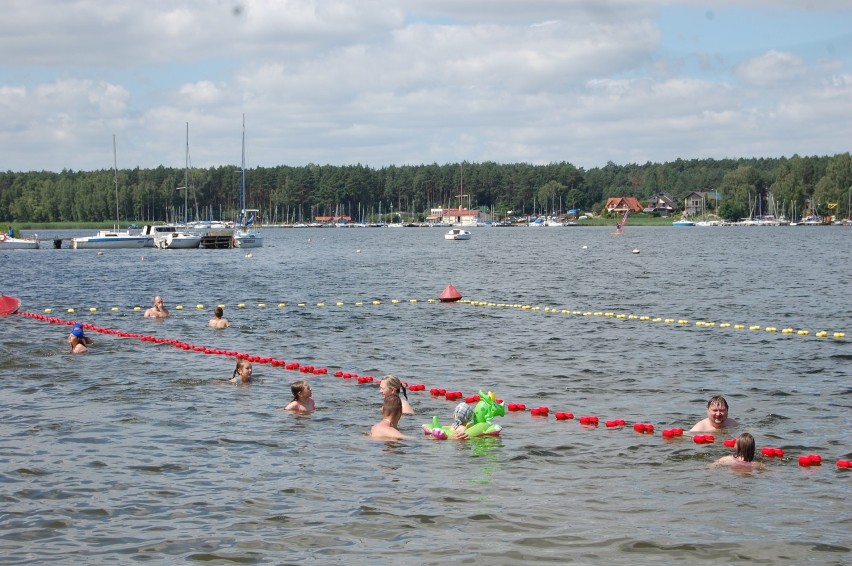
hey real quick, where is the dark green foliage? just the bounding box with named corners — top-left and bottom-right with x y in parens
top-left (1, 154), bottom-right (849, 223)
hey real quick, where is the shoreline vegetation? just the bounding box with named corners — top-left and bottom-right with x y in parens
top-left (1, 155), bottom-right (850, 226)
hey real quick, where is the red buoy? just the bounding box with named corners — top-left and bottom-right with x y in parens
top-left (439, 284), bottom-right (462, 302)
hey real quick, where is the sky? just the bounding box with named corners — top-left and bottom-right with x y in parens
top-left (1, 0), bottom-right (850, 173)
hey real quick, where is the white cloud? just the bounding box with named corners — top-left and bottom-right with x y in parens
top-left (0, 1), bottom-right (849, 171)
top-left (736, 50), bottom-right (808, 85)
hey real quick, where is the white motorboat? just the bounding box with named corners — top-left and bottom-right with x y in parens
top-left (72, 229), bottom-right (150, 249)
top-left (73, 136), bottom-right (151, 250)
top-left (148, 227), bottom-right (202, 249)
top-left (445, 228), bottom-right (472, 240)
top-left (0, 234), bottom-right (39, 249)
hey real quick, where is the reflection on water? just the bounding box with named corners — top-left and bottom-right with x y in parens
top-left (1, 227), bottom-right (850, 564)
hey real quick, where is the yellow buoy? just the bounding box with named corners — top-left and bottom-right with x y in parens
top-left (781, 328), bottom-right (793, 334)
top-left (258, 303), bottom-right (266, 308)
top-left (238, 303), bottom-right (246, 309)
top-left (89, 307), bottom-right (97, 313)
top-left (317, 302), bottom-right (325, 307)
top-left (797, 330), bottom-right (809, 336)
top-left (196, 304), bottom-right (204, 309)
top-left (391, 299), bottom-right (400, 304)
top-left (720, 323), bottom-right (731, 328)
top-left (278, 303), bottom-right (286, 308)
top-left (733, 324), bottom-right (744, 330)
top-left (67, 308), bottom-right (75, 313)
top-left (297, 303), bottom-right (306, 307)
top-left (833, 332), bottom-right (845, 339)
top-left (336, 301), bottom-right (344, 306)
top-left (175, 305), bottom-right (183, 310)
top-left (678, 319), bottom-right (689, 325)
top-left (664, 318), bottom-right (674, 323)
top-left (765, 327), bottom-right (777, 332)
top-left (815, 331), bottom-right (828, 338)
top-left (372, 300), bottom-right (381, 305)
top-left (410, 299), bottom-right (418, 303)
top-left (749, 325), bottom-right (761, 331)
top-left (44, 308), bottom-right (52, 313)
top-left (111, 307), bottom-right (119, 311)
top-left (134, 306), bottom-right (142, 311)
top-left (355, 301), bottom-right (364, 306)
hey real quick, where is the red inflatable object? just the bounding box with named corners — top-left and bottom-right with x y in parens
top-left (0, 294), bottom-right (21, 315)
top-left (438, 283), bottom-right (462, 302)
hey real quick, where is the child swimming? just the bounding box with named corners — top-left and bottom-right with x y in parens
top-left (229, 359), bottom-right (253, 384)
top-left (284, 380), bottom-right (315, 413)
top-left (370, 395), bottom-right (406, 440)
top-left (713, 432), bottom-right (765, 470)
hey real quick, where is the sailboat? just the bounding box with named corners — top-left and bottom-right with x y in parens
top-left (151, 123), bottom-right (202, 249)
top-left (611, 209), bottom-right (629, 235)
top-left (232, 115), bottom-right (263, 248)
top-left (72, 136), bottom-right (150, 249)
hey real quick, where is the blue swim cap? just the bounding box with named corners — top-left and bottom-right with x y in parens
top-left (71, 326), bottom-right (85, 338)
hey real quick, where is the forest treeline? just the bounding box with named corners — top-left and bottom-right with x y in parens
top-left (1, 153), bottom-right (850, 224)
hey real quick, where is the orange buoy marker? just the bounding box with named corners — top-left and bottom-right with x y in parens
top-left (439, 283), bottom-right (462, 303)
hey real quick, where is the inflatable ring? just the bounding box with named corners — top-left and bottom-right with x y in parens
top-left (421, 416), bottom-right (502, 440)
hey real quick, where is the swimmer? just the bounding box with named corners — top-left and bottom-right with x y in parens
top-left (712, 432), bottom-right (765, 470)
top-left (229, 359), bottom-right (253, 384)
top-left (449, 401), bottom-right (474, 440)
top-left (379, 375), bottom-right (414, 415)
top-left (67, 323), bottom-right (92, 354)
top-left (370, 395), bottom-right (407, 440)
top-left (284, 380), bottom-right (315, 413)
top-left (208, 306), bottom-right (229, 329)
top-left (143, 295), bottom-right (169, 318)
top-left (690, 395), bottom-right (739, 432)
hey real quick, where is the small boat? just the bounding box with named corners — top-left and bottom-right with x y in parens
top-left (72, 229), bottom-right (150, 249)
top-left (0, 234), bottom-right (39, 249)
top-left (148, 227), bottom-right (202, 249)
top-left (672, 219), bottom-right (695, 227)
top-left (73, 136), bottom-right (151, 249)
top-left (444, 228), bottom-right (471, 240)
top-left (232, 116), bottom-right (263, 249)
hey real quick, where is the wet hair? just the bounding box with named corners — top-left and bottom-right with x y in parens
top-left (382, 394), bottom-right (402, 418)
top-left (707, 395), bottom-right (729, 409)
top-left (735, 432), bottom-right (755, 462)
top-left (232, 359), bottom-right (252, 383)
top-left (290, 380), bottom-right (310, 401)
top-left (213, 306), bottom-right (224, 318)
top-left (381, 375), bottom-right (408, 399)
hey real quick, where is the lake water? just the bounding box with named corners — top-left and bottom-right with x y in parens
top-left (1, 226), bottom-right (850, 565)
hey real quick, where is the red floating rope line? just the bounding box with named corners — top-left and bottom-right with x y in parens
top-left (18, 311), bottom-right (848, 468)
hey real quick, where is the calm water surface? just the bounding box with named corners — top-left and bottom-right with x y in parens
top-left (1, 226), bottom-right (850, 565)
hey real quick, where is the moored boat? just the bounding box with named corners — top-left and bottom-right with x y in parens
top-left (73, 136), bottom-right (150, 250)
top-left (444, 228), bottom-right (471, 240)
top-left (0, 234), bottom-right (39, 249)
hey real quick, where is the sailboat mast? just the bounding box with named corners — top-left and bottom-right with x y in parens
top-left (113, 134), bottom-right (119, 229)
top-left (240, 114), bottom-right (246, 224)
top-left (184, 122), bottom-right (190, 225)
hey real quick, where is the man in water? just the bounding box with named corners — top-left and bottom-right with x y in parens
top-left (208, 306), bottom-right (229, 328)
top-left (143, 295), bottom-right (169, 318)
top-left (690, 395), bottom-right (738, 432)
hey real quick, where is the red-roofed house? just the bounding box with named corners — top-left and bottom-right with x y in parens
top-left (605, 197), bottom-right (643, 214)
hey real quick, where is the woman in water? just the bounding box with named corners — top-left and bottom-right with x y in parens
top-left (379, 375), bottom-right (414, 415)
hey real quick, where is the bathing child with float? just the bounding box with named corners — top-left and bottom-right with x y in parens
top-left (422, 391), bottom-right (505, 440)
